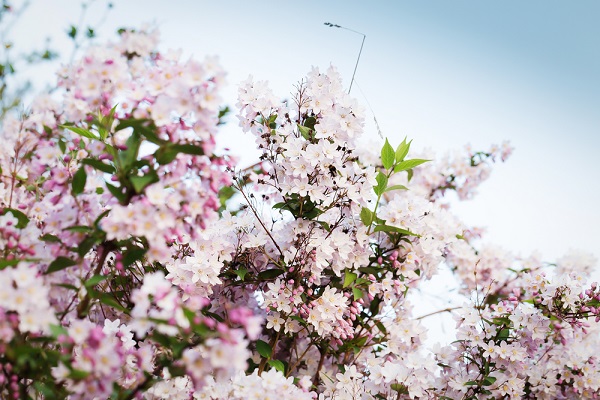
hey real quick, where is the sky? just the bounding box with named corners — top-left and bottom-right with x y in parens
top-left (7, 1), bottom-right (600, 273)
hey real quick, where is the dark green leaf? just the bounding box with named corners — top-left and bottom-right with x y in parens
top-left (257, 269), bottom-right (285, 281)
top-left (78, 236), bottom-right (98, 257)
top-left (373, 224), bottom-right (419, 237)
top-left (268, 359), bottom-right (285, 373)
top-left (81, 158), bottom-right (115, 174)
top-left (105, 183), bottom-right (127, 203)
top-left (123, 247), bottom-right (146, 267)
top-left (116, 118), bottom-right (164, 145)
top-left (234, 268), bottom-right (248, 281)
top-left (118, 132), bottom-right (142, 170)
top-left (84, 275), bottom-right (108, 288)
top-left (0, 259), bottom-right (20, 269)
top-left (93, 292), bottom-right (127, 312)
top-left (69, 369), bottom-right (90, 380)
top-left (256, 339), bottom-right (272, 358)
top-left (46, 257), bottom-right (78, 274)
top-left (67, 25), bottom-right (77, 39)
top-left (94, 210), bottom-right (110, 229)
top-left (375, 320), bottom-right (387, 335)
top-left (65, 225), bottom-right (93, 233)
top-left (72, 166), bottom-right (87, 195)
top-left (3, 208), bottom-right (29, 229)
top-left (172, 143), bottom-right (204, 156)
top-left (218, 106), bottom-right (230, 124)
top-left (40, 234), bottom-right (61, 243)
top-left (482, 376), bottom-right (497, 386)
top-left (155, 146), bottom-right (178, 164)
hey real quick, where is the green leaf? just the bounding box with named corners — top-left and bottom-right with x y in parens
top-left (46, 257), bottom-right (78, 274)
top-left (155, 146), bottom-right (178, 164)
top-left (218, 106), bottom-right (230, 125)
top-left (65, 225), bottom-right (93, 233)
top-left (343, 271), bottom-right (357, 288)
top-left (105, 183), bottom-right (127, 203)
top-left (0, 259), bottom-right (20, 269)
top-left (81, 158), bottom-right (115, 174)
top-left (394, 159), bottom-right (430, 172)
top-left (218, 185), bottom-right (236, 209)
top-left (384, 184), bottom-right (408, 192)
top-left (72, 166), bottom-right (87, 195)
top-left (373, 224), bottom-right (419, 237)
top-left (360, 207), bottom-right (373, 226)
top-left (123, 247), bottom-right (147, 267)
top-left (49, 324), bottom-right (68, 339)
top-left (375, 320), bottom-right (387, 335)
top-left (395, 137), bottom-right (411, 163)
top-left (352, 287), bottom-right (363, 301)
top-left (93, 292), bottom-right (127, 312)
top-left (61, 125), bottom-right (98, 140)
top-left (256, 339), bottom-right (272, 359)
top-left (369, 295), bottom-right (382, 315)
top-left (3, 208), bottom-right (29, 229)
top-left (118, 132), bottom-right (142, 170)
top-left (69, 369), bottom-right (90, 380)
top-left (391, 383), bottom-right (409, 394)
top-left (93, 210), bottom-right (110, 229)
top-left (381, 138), bottom-right (395, 169)
top-left (374, 172), bottom-right (388, 196)
top-left (77, 236), bottom-right (98, 257)
top-left (129, 171), bottom-right (159, 194)
top-left (67, 25), bottom-right (77, 39)
top-left (116, 118), bottom-right (164, 144)
top-left (40, 234), bottom-right (61, 243)
top-left (268, 359), bottom-right (285, 373)
top-left (482, 376), bottom-right (497, 386)
top-left (257, 269), bottom-right (285, 281)
top-left (298, 124), bottom-right (312, 140)
top-left (84, 275), bottom-right (108, 288)
top-left (234, 268), bottom-right (248, 281)
top-left (172, 143), bottom-right (204, 156)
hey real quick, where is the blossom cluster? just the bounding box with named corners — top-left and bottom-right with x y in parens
top-left (0, 25), bottom-right (598, 400)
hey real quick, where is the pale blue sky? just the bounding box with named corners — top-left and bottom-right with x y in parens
top-left (11, 0), bottom-right (600, 266)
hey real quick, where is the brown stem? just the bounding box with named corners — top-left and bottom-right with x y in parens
top-left (237, 184), bottom-right (284, 257)
top-left (75, 242), bottom-right (112, 318)
top-left (312, 348), bottom-right (326, 387)
top-left (415, 306), bottom-right (462, 321)
top-left (257, 329), bottom-right (281, 375)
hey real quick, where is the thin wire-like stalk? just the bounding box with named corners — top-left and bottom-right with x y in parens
top-left (324, 22), bottom-right (366, 94)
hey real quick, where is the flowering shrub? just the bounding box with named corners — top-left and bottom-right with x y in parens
top-left (0, 26), bottom-right (598, 400)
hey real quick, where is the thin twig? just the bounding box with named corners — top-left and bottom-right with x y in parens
top-left (415, 306), bottom-right (462, 320)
